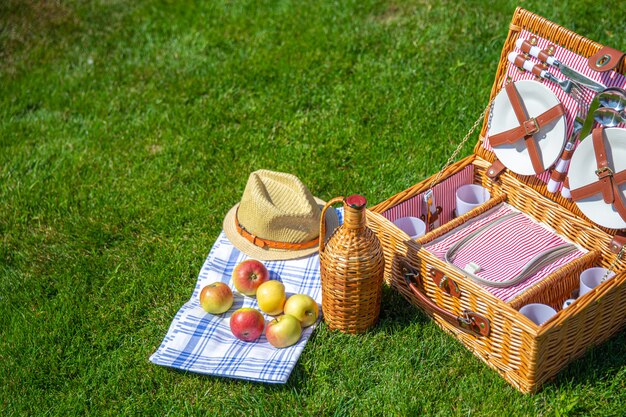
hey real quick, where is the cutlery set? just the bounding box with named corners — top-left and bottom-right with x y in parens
top-left (516, 39), bottom-right (606, 92)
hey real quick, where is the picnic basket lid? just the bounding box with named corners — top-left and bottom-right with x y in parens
top-left (472, 7), bottom-right (626, 233)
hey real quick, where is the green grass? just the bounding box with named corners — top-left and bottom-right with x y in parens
top-left (2, 0), bottom-right (626, 415)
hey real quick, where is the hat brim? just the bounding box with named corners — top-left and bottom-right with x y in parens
top-left (222, 197), bottom-right (340, 261)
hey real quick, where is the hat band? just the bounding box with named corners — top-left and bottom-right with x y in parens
top-left (235, 209), bottom-right (319, 251)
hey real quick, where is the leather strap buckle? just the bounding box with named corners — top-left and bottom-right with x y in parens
top-left (250, 234), bottom-right (267, 248)
top-left (588, 46), bottom-right (626, 72)
top-left (523, 117), bottom-right (539, 135)
top-left (595, 166), bottom-right (614, 179)
top-left (458, 312), bottom-right (490, 337)
top-left (428, 267), bottom-right (461, 298)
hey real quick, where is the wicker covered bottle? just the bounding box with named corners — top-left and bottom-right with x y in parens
top-left (319, 195), bottom-right (385, 334)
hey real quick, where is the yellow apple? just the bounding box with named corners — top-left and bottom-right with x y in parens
top-left (265, 314), bottom-right (302, 348)
top-left (284, 294), bottom-right (319, 327)
top-left (256, 280), bottom-right (286, 316)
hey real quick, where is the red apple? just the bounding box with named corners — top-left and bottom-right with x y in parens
top-left (199, 282), bottom-right (234, 314)
top-left (284, 294), bottom-right (319, 327)
top-left (232, 259), bottom-right (270, 296)
top-left (265, 314), bottom-right (302, 348)
top-left (230, 308), bottom-right (265, 342)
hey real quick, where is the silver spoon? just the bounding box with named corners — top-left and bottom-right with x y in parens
top-left (597, 89), bottom-right (626, 112)
top-left (594, 107), bottom-right (626, 127)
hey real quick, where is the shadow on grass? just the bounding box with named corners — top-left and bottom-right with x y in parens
top-left (376, 284), bottom-right (431, 330)
top-left (1, 0), bottom-right (80, 72)
top-left (283, 285), bottom-right (433, 390)
top-left (550, 329), bottom-right (626, 389)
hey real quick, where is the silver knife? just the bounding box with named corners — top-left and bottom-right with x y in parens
top-left (516, 39), bottom-right (606, 93)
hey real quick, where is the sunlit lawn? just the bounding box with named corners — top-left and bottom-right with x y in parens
top-left (2, 0), bottom-right (626, 415)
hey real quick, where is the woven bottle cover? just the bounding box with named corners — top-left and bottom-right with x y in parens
top-left (319, 195), bottom-right (385, 334)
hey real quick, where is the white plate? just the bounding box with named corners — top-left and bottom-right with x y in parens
top-left (488, 80), bottom-right (566, 175)
top-left (569, 128), bottom-right (626, 230)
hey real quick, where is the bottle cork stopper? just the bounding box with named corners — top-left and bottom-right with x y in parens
top-left (345, 194), bottom-right (367, 209)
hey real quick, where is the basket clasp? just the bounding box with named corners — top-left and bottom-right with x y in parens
top-left (428, 268), bottom-right (461, 299)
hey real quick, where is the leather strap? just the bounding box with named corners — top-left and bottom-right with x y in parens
top-left (489, 83), bottom-right (565, 174)
top-left (594, 128), bottom-right (612, 204)
top-left (513, 54), bottom-right (527, 70)
top-left (550, 168), bottom-right (567, 183)
top-left (550, 148), bottom-right (576, 183)
top-left (588, 46), bottom-right (625, 72)
top-left (570, 128), bottom-right (626, 222)
top-left (513, 54), bottom-right (546, 77)
top-left (486, 159), bottom-right (506, 181)
top-left (517, 40), bottom-right (554, 68)
top-left (401, 261), bottom-right (490, 337)
top-left (235, 208), bottom-right (319, 250)
top-left (611, 232), bottom-right (626, 255)
top-left (536, 48), bottom-right (552, 64)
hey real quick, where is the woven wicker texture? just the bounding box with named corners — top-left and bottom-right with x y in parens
top-left (367, 8), bottom-right (626, 393)
top-left (320, 197), bottom-right (385, 334)
top-left (238, 170), bottom-right (320, 243)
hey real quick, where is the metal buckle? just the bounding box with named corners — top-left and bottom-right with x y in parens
top-left (523, 117), bottom-right (539, 135)
top-left (596, 54), bottom-right (611, 68)
top-left (457, 311), bottom-right (491, 337)
top-left (595, 166), bottom-right (614, 179)
top-left (249, 234), bottom-right (267, 248)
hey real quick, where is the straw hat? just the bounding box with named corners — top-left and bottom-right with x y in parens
top-left (223, 170), bottom-right (340, 261)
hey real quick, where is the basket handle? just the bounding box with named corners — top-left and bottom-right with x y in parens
top-left (319, 196), bottom-right (344, 254)
top-left (400, 261), bottom-right (490, 337)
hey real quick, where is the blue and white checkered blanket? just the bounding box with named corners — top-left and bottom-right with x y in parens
top-left (150, 209), bottom-right (342, 383)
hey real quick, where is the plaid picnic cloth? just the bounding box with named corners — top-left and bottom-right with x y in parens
top-left (149, 208), bottom-right (343, 383)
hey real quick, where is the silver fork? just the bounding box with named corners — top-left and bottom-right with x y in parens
top-left (547, 85), bottom-right (591, 193)
top-left (570, 82), bottom-right (595, 108)
top-left (542, 71), bottom-right (579, 94)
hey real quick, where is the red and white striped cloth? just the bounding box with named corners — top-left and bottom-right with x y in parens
top-left (484, 29), bottom-right (626, 185)
top-left (425, 204), bottom-right (585, 302)
top-left (382, 165), bottom-right (474, 226)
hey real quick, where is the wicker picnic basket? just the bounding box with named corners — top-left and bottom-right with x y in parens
top-left (364, 8), bottom-right (626, 393)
